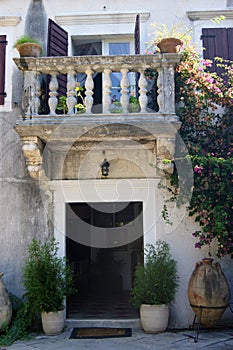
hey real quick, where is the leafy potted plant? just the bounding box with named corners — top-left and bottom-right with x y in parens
top-left (130, 240), bottom-right (179, 333)
top-left (14, 35), bottom-right (43, 57)
top-left (23, 237), bottom-right (76, 335)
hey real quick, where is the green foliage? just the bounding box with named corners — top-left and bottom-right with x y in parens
top-left (56, 84), bottom-right (86, 114)
top-left (129, 95), bottom-right (140, 112)
top-left (56, 96), bottom-right (68, 114)
top-left (13, 35), bottom-right (41, 48)
top-left (23, 238), bottom-right (76, 313)
top-left (130, 241), bottom-right (179, 308)
top-left (0, 295), bottom-right (34, 346)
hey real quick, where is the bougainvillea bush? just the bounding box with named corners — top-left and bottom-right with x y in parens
top-left (174, 45), bottom-right (233, 257)
top-left (147, 41), bottom-right (233, 257)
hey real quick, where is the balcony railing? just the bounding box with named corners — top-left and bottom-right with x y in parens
top-left (13, 54), bottom-right (181, 120)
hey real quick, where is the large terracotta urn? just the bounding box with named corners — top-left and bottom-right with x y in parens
top-left (188, 258), bottom-right (230, 327)
top-left (0, 272), bottom-right (12, 332)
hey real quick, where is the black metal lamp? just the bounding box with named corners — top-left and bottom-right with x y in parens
top-left (101, 158), bottom-right (110, 177)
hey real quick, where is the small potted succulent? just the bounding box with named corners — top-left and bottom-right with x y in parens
top-left (14, 35), bottom-right (43, 57)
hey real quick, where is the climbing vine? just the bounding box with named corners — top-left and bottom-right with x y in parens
top-left (147, 41), bottom-right (233, 257)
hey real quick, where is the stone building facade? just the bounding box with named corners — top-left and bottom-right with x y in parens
top-left (0, 0), bottom-right (232, 328)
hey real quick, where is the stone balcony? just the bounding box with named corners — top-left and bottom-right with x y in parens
top-left (13, 54), bottom-right (181, 180)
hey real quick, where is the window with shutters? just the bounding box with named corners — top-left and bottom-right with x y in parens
top-left (0, 35), bottom-right (7, 105)
top-left (47, 19), bottom-right (68, 96)
top-left (201, 28), bottom-right (233, 76)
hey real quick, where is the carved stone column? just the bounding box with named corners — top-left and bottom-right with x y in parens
top-left (163, 64), bottom-right (175, 114)
top-left (157, 62), bottom-right (176, 114)
top-left (156, 67), bottom-right (164, 113)
top-left (22, 71), bottom-right (41, 117)
top-left (21, 136), bottom-right (44, 179)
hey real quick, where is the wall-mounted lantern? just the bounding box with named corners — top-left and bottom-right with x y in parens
top-left (101, 158), bottom-right (110, 177)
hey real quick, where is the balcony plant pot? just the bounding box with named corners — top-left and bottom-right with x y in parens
top-left (140, 304), bottom-right (169, 333)
top-left (157, 37), bottom-right (183, 53)
top-left (188, 258), bottom-right (230, 328)
top-left (41, 309), bottom-right (65, 335)
top-left (14, 35), bottom-right (42, 57)
top-left (130, 241), bottom-right (179, 334)
top-left (16, 42), bottom-right (42, 57)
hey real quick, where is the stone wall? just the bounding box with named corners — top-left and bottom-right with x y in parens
top-left (0, 108), bottom-right (51, 296)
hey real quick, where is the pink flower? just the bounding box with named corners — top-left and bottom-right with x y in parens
top-left (194, 165), bottom-right (204, 173)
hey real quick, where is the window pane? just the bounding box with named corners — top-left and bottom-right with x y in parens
top-left (109, 42), bottom-right (130, 55)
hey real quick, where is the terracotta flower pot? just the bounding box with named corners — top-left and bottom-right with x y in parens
top-left (157, 37), bottom-right (183, 53)
top-left (16, 42), bottom-right (42, 57)
top-left (188, 258), bottom-right (230, 327)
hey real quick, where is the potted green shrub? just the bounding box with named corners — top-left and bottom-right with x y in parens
top-left (14, 35), bottom-right (43, 57)
top-left (130, 241), bottom-right (179, 333)
top-left (23, 237), bottom-right (76, 335)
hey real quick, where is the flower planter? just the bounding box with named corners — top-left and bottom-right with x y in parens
top-left (157, 37), bottom-right (183, 53)
top-left (41, 309), bottom-right (65, 335)
top-left (140, 304), bottom-right (169, 333)
top-left (16, 42), bottom-right (42, 57)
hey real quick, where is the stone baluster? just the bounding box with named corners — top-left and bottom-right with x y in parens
top-left (120, 68), bottom-right (129, 113)
top-left (103, 68), bottom-right (112, 114)
top-left (138, 70), bottom-right (148, 113)
top-left (163, 64), bottom-right (175, 114)
top-left (48, 72), bottom-right (58, 115)
top-left (84, 69), bottom-right (94, 114)
top-left (66, 70), bottom-right (77, 115)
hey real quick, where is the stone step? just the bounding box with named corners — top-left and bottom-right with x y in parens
top-left (66, 318), bottom-right (141, 330)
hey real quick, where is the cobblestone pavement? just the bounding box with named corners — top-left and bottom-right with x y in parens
top-left (2, 326), bottom-right (233, 350)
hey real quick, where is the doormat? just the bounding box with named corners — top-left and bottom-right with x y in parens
top-left (70, 327), bottom-right (132, 339)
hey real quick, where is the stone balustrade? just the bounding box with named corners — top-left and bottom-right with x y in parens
top-left (13, 54), bottom-right (181, 119)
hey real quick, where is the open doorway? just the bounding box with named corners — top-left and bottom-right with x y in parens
top-left (66, 202), bottom-right (143, 319)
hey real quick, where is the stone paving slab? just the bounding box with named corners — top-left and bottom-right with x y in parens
top-left (2, 327), bottom-right (233, 350)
